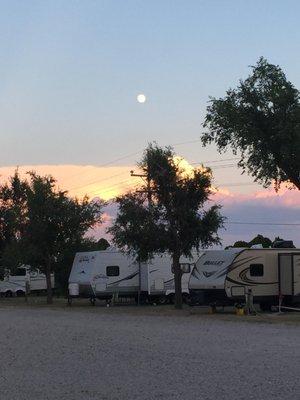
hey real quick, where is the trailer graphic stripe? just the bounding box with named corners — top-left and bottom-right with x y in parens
top-left (216, 256), bottom-right (259, 280)
top-left (238, 267), bottom-right (277, 285)
top-left (226, 276), bottom-right (253, 286)
top-left (227, 256), bottom-right (260, 272)
top-left (226, 270), bottom-right (277, 287)
top-left (107, 271), bottom-right (139, 286)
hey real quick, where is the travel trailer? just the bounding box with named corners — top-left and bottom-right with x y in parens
top-left (68, 249), bottom-right (200, 304)
top-left (189, 248), bottom-right (300, 310)
top-left (139, 252), bottom-right (202, 303)
top-left (0, 266), bottom-right (55, 296)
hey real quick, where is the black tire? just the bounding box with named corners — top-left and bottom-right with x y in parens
top-left (182, 293), bottom-right (190, 304)
top-left (5, 291), bottom-right (13, 297)
top-left (16, 290), bottom-right (25, 297)
top-left (167, 294), bottom-right (175, 304)
top-left (157, 296), bottom-right (168, 305)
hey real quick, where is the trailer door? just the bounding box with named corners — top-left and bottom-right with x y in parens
top-left (292, 254), bottom-right (300, 297)
top-left (278, 254), bottom-right (293, 296)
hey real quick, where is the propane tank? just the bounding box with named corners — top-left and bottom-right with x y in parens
top-left (68, 283), bottom-right (79, 297)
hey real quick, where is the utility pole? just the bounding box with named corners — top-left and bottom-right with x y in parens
top-left (130, 169), bottom-right (152, 307)
top-left (130, 169), bottom-right (152, 206)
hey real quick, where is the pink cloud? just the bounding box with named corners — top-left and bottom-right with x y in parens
top-left (213, 185), bottom-right (300, 209)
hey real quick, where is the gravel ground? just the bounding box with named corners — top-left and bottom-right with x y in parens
top-left (0, 306), bottom-right (299, 400)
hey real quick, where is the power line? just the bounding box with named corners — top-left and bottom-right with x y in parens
top-left (68, 173), bottom-right (141, 194)
top-left (68, 171), bottom-right (128, 192)
top-left (70, 172), bottom-right (255, 197)
top-left (171, 139), bottom-right (202, 146)
top-left (217, 182), bottom-right (256, 187)
top-left (66, 161), bottom-right (238, 192)
top-left (213, 164), bottom-right (237, 169)
top-left (191, 162), bottom-right (237, 169)
top-left (92, 185), bottom-right (132, 197)
top-left (63, 139), bottom-right (231, 185)
top-left (62, 150), bottom-right (143, 183)
top-left (226, 221), bottom-right (300, 226)
top-left (88, 178), bottom-right (136, 195)
top-left (191, 157), bottom-right (239, 164)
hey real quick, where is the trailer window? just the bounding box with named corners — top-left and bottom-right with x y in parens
top-left (106, 266), bottom-right (120, 277)
top-left (250, 264), bottom-right (264, 277)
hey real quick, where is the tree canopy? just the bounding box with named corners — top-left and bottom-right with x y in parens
top-left (227, 234), bottom-right (290, 249)
top-left (0, 172), bottom-right (104, 303)
top-left (202, 57), bottom-right (300, 190)
top-left (227, 234), bottom-right (272, 249)
top-left (108, 143), bottom-right (225, 308)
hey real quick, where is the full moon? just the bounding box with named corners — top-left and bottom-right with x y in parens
top-left (137, 93), bottom-right (146, 103)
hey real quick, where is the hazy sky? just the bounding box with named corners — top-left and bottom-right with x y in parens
top-left (1, 0), bottom-right (300, 166)
top-left (1, 1), bottom-right (300, 245)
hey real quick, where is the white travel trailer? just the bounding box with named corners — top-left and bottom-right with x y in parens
top-left (189, 248), bottom-right (300, 310)
top-left (140, 252), bottom-right (202, 303)
top-left (68, 249), bottom-right (200, 303)
top-left (68, 250), bottom-right (139, 301)
top-left (0, 266), bottom-right (55, 296)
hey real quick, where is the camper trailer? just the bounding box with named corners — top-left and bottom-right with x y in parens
top-left (139, 252), bottom-right (201, 303)
top-left (0, 266), bottom-right (55, 296)
top-left (68, 250), bottom-right (140, 301)
top-left (68, 249), bottom-right (200, 304)
top-left (189, 248), bottom-right (300, 310)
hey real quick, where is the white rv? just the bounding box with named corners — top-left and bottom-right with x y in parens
top-left (68, 249), bottom-right (200, 304)
top-left (140, 252), bottom-right (202, 303)
top-left (189, 248), bottom-right (300, 310)
top-left (0, 266), bottom-right (55, 296)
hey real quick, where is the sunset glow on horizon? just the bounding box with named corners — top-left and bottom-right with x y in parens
top-left (0, 164), bottom-right (139, 201)
top-left (1, 162), bottom-right (299, 245)
top-left (1, 162), bottom-right (298, 205)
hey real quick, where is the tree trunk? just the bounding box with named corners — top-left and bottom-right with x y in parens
top-left (173, 252), bottom-right (182, 309)
top-left (45, 261), bottom-right (53, 305)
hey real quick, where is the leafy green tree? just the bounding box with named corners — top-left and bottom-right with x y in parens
top-left (227, 234), bottom-right (275, 249)
top-left (0, 172), bottom-right (29, 277)
top-left (108, 144), bottom-right (224, 309)
top-left (229, 240), bottom-right (250, 249)
top-left (1, 173), bottom-right (104, 304)
top-left (94, 238), bottom-right (110, 250)
top-left (202, 57), bottom-right (300, 190)
top-left (249, 234), bottom-right (272, 248)
top-left (0, 172), bottom-right (28, 258)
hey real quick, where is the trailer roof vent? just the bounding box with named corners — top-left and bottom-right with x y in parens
top-left (272, 240), bottom-right (295, 248)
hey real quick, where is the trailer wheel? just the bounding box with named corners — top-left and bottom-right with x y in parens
top-left (167, 294), bottom-right (175, 304)
top-left (5, 290), bottom-right (13, 297)
top-left (182, 294), bottom-right (190, 304)
top-left (157, 296), bottom-right (168, 305)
